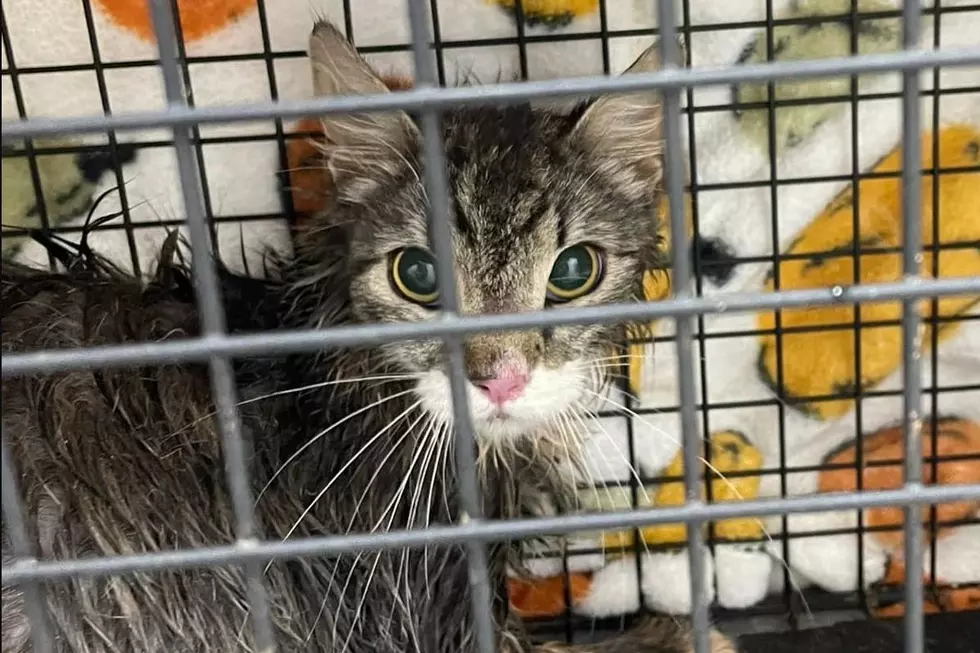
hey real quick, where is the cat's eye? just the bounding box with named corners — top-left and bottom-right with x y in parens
top-left (391, 247), bottom-right (440, 306)
top-left (546, 243), bottom-right (603, 303)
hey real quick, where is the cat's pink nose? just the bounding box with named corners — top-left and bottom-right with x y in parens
top-left (472, 374), bottom-right (528, 406)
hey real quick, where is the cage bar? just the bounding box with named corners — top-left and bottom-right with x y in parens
top-left (4, 483), bottom-right (979, 586)
top-left (898, 1), bottom-right (925, 651)
top-left (654, 2), bottom-right (710, 652)
top-left (1, 433), bottom-right (54, 653)
top-left (926, 0), bottom-right (945, 601)
top-left (144, 1), bottom-right (277, 649)
top-left (4, 276), bottom-right (978, 379)
top-left (404, 2), bottom-right (496, 652)
top-left (847, 0), bottom-right (870, 608)
top-left (761, 0), bottom-right (799, 622)
top-left (2, 86), bottom-right (976, 159)
top-left (4, 46), bottom-right (978, 141)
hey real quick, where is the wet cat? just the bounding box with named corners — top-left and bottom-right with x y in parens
top-left (1, 20), bottom-right (735, 653)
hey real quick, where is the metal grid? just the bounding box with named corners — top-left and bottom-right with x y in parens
top-left (2, 1), bottom-right (980, 652)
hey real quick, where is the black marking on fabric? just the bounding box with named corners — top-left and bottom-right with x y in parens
top-left (694, 235), bottom-right (739, 286)
top-left (802, 235), bottom-right (883, 273)
top-left (76, 142), bottom-right (137, 183)
top-left (756, 345), bottom-right (822, 419)
top-left (966, 140), bottom-right (979, 161)
top-left (53, 181), bottom-right (86, 206)
top-left (501, 7), bottom-right (576, 30)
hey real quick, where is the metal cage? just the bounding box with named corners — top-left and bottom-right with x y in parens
top-left (2, 1), bottom-right (980, 652)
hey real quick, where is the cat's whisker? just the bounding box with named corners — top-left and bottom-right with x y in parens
top-left (339, 414), bottom-right (442, 653)
top-left (558, 404), bottom-right (638, 569)
top-left (547, 411), bottom-right (618, 569)
top-left (280, 164), bottom-right (334, 175)
top-left (419, 421), bottom-right (451, 599)
top-left (577, 387), bottom-right (813, 617)
top-left (307, 411), bottom-right (432, 645)
top-left (611, 334), bottom-right (807, 416)
top-left (267, 398), bottom-right (424, 643)
top-left (400, 417), bottom-right (447, 605)
top-left (161, 373), bottom-right (416, 445)
top-left (256, 388), bottom-right (417, 507)
top-left (566, 406), bottom-right (649, 563)
top-left (339, 550), bottom-right (382, 651)
top-left (442, 416), bottom-right (456, 519)
top-left (349, 411), bottom-right (434, 530)
top-left (580, 353), bottom-right (642, 364)
top-left (398, 419), bottom-right (450, 639)
top-left (325, 411), bottom-right (437, 648)
top-left (583, 355), bottom-right (655, 368)
top-left (573, 396), bottom-right (690, 630)
top-left (275, 397), bottom-right (424, 565)
top-left (224, 382), bottom-right (422, 636)
top-left (374, 418), bottom-right (440, 532)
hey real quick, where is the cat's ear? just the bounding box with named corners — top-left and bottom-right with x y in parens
top-left (308, 21), bottom-right (419, 200)
top-left (571, 39), bottom-right (684, 195)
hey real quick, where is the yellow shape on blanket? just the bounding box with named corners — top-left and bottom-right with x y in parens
top-left (757, 125), bottom-right (980, 420)
top-left (645, 192), bottom-right (686, 302)
top-left (598, 431), bottom-right (764, 552)
top-left (628, 192), bottom-right (692, 395)
top-left (488, 0), bottom-right (599, 19)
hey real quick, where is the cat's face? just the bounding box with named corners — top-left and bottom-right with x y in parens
top-left (307, 23), bottom-right (669, 440)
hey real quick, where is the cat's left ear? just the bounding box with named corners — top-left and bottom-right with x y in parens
top-left (308, 21), bottom-right (420, 203)
top-left (571, 38), bottom-right (685, 194)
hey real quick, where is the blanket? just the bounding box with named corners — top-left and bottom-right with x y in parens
top-left (511, 0), bottom-right (980, 619)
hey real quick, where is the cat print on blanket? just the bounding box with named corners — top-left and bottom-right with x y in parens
top-left (731, 0), bottom-right (904, 153)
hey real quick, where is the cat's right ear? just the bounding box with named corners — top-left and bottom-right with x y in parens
top-left (308, 21), bottom-right (419, 201)
top-left (570, 37), bottom-right (685, 201)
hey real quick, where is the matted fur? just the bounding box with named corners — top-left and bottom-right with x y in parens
top-left (2, 20), bottom-right (734, 653)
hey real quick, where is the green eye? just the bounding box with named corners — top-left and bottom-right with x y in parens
top-left (547, 243), bottom-right (603, 302)
top-left (391, 247), bottom-right (440, 306)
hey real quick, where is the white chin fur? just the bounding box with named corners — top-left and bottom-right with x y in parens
top-left (414, 362), bottom-right (588, 439)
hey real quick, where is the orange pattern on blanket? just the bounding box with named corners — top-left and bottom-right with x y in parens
top-left (817, 418), bottom-right (980, 554)
top-left (507, 573), bottom-right (592, 618)
top-left (874, 557), bottom-right (980, 617)
top-left (285, 117), bottom-right (333, 218)
top-left (94, 0), bottom-right (256, 43)
top-left (285, 75), bottom-right (415, 227)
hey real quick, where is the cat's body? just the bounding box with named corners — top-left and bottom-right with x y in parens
top-left (2, 20), bottom-right (735, 653)
top-left (1, 255), bottom-right (520, 653)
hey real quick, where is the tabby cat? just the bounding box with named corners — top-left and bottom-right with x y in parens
top-left (1, 20), bottom-right (735, 653)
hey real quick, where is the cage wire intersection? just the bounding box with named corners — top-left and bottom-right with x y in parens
top-left (2, 1), bottom-right (980, 653)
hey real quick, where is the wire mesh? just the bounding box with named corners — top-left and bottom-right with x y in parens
top-left (2, 1), bottom-right (980, 653)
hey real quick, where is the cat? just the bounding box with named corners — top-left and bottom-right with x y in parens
top-left (1, 19), bottom-right (736, 653)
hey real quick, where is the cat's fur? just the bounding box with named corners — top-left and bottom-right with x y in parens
top-left (2, 20), bottom-right (735, 653)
